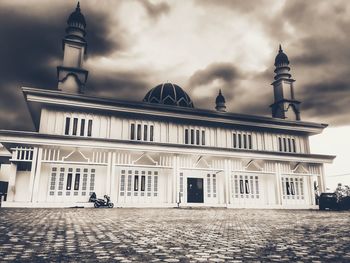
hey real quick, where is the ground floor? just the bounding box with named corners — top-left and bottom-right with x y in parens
top-left (0, 146), bottom-right (326, 209)
top-left (0, 208), bottom-right (349, 262)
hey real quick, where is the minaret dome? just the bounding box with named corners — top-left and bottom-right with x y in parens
top-left (215, 90), bottom-right (226, 112)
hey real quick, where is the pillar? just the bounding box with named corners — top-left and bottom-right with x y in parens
top-left (31, 148), bottom-right (43, 202)
top-left (224, 159), bottom-right (230, 206)
top-left (275, 163), bottom-right (283, 205)
top-left (6, 163), bottom-right (17, 202)
top-left (28, 147), bottom-right (38, 202)
top-left (110, 152), bottom-right (117, 203)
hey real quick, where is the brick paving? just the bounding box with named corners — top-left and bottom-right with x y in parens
top-left (0, 208), bottom-right (349, 262)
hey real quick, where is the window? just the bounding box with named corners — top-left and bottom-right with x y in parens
top-left (120, 170), bottom-right (158, 198)
top-left (74, 173), bottom-right (80, 190)
top-left (87, 120), bottom-right (92, 137)
top-left (141, 176), bottom-right (145, 191)
top-left (292, 139), bottom-right (296, 153)
top-left (233, 132), bottom-right (253, 150)
top-left (248, 135), bottom-right (252, 149)
top-left (150, 125), bottom-right (154, 141)
top-left (130, 124), bottom-right (135, 140)
top-left (66, 173), bottom-right (72, 190)
top-left (288, 138), bottom-right (291, 152)
top-left (137, 124), bottom-right (141, 140)
top-left (144, 125), bottom-right (148, 141)
top-left (234, 174), bottom-right (259, 199)
top-left (278, 137), bottom-right (283, 152)
top-left (72, 118), bottom-right (78, 136)
top-left (134, 175), bottom-right (139, 191)
top-left (278, 136), bottom-right (297, 153)
top-left (131, 123), bottom-right (154, 141)
top-left (185, 128), bottom-right (205, 146)
top-left (80, 119), bottom-right (85, 136)
top-left (65, 117), bottom-right (70, 135)
top-left (233, 133), bottom-right (237, 148)
top-left (196, 130), bottom-right (200, 145)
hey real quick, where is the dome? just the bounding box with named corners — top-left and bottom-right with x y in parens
top-left (143, 83), bottom-right (194, 108)
top-left (215, 90), bottom-right (225, 104)
top-left (274, 44), bottom-right (289, 66)
top-left (67, 2), bottom-right (86, 28)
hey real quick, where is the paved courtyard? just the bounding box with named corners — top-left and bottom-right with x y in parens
top-left (0, 208), bottom-right (349, 262)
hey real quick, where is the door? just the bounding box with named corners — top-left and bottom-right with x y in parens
top-left (0, 181), bottom-right (8, 201)
top-left (187, 178), bottom-right (204, 203)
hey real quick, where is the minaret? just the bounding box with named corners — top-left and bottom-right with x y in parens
top-left (215, 90), bottom-right (226, 112)
top-left (57, 2), bottom-right (88, 94)
top-left (270, 45), bottom-right (301, 120)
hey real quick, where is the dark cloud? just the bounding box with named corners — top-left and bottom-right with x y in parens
top-left (86, 68), bottom-right (151, 101)
top-left (189, 62), bottom-right (240, 87)
top-left (137, 0), bottom-right (170, 19)
top-left (0, 2), bottom-right (126, 130)
top-left (299, 81), bottom-right (350, 125)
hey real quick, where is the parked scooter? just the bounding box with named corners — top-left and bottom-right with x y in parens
top-left (94, 195), bottom-right (114, 208)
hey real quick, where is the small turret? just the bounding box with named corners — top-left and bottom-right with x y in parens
top-left (270, 45), bottom-right (301, 120)
top-left (215, 90), bottom-right (226, 112)
top-left (57, 2), bottom-right (88, 94)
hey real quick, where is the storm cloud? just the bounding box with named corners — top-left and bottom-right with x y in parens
top-left (0, 0), bottom-right (350, 131)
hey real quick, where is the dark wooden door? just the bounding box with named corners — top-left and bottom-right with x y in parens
top-left (187, 178), bottom-right (204, 203)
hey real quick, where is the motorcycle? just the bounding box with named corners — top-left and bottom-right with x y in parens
top-left (94, 194), bottom-right (114, 208)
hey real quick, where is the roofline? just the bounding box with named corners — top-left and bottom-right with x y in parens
top-left (0, 130), bottom-right (336, 163)
top-left (22, 87), bottom-right (328, 135)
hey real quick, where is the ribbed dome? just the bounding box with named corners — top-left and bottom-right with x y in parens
top-left (215, 90), bottom-right (225, 104)
top-left (143, 83), bottom-right (194, 108)
top-left (274, 44), bottom-right (289, 66)
top-left (67, 2), bottom-right (86, 28)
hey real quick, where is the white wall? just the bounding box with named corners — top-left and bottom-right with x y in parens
top-left (39, 108), bottom-right (310, 153)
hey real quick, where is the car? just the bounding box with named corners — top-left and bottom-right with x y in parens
top-left (319, 193), bottom-right (338, 210)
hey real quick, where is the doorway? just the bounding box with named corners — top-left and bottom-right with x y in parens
top-left (187, 178), bottom-right (204, 203)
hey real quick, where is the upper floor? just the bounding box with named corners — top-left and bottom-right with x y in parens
top-left (39, 107), bottom-right (310, 154)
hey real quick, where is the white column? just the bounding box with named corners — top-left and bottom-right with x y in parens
top-left (224, 159), bottom-right (229, 206)
top-left (309, 175), bottom-right (315, 206)
top-left (31, 148), bottom-right (43, 202)
top-left (106, 152), bottom-right (112, 196)
top-left (6, 163), bottom-right (17, 202)
top-left (28, 147), bottom-right (39, 202)
top-left (110, 152), bottom-right (117, 203)
top-left (320, 164), bottom-right (326, 192)
top-left (173, 155), bottom-right (179, 205)
top-left (275, 163), bottom-right (282, 206)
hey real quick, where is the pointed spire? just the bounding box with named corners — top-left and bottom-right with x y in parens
top-left (279, 44), bottom-right (283, 53)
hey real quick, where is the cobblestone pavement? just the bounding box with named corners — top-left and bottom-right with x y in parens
top-left (0, 208), bottom-right (350, 262)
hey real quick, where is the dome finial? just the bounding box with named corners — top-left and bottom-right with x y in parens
top-left (215, 89), bottom-right (226, 112)
top-left (76, 2), bottom-right (81, 11)
top-left (279, 44), bottom-right (283, 53)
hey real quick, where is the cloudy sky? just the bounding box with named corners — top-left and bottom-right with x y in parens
top-left (0, 0), bottom-right (349, 188)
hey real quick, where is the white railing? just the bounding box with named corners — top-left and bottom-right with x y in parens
top-left (10, 147), bottom-right (34, 162)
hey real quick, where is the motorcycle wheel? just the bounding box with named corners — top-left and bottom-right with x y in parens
top-left (94, 202), bottom-right (100, 208)
top-left (108, 203), bottom-right (114, 208)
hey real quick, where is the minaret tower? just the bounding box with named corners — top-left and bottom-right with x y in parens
top-left (215, 89), bottom-right (226, 112)
top-left (270, 45), bottom-right (301, 120)
top-left (57, 2), bottom-right (88, 93)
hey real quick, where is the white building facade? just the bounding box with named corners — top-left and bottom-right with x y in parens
top-left (0, 4), bottom-right (334, 208)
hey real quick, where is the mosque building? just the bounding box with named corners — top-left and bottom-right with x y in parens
top-left (0, 3), bottom-right (335, 208)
